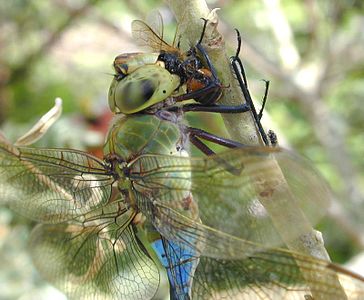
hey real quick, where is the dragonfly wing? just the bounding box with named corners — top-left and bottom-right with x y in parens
top-left (138, 194), bottom-right (364, 299)
top-left (29, 203), bottom-right (161, 300)
top-left (191, 249), bottom-right (364, 300)
top-left (0, 140), bottom-right (114, 223)
top-left (130, 147), bottom-right (364, 298)
top-left (132, 146), bottom-right (331, 247)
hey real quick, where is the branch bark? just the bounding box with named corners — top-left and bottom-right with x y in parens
top-left (166, 0), bottom-right (348, 298)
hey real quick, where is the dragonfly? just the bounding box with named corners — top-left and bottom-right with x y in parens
top-left (1, 97), bottom-right (364, 300)
top-left (1, 18), bottom-right (364, 300)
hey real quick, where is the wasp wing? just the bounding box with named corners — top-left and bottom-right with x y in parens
top-left (132, 19), bottom-right (177, 53)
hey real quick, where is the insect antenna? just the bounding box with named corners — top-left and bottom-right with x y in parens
top-left (197, 18), bottom-right (209, 45)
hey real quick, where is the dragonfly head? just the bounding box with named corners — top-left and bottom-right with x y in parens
top-left (108, 64), bottom-right (181, 114)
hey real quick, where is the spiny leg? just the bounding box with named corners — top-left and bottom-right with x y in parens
top-left (187, 127), bottom-right (244, 175)
top-left (258, 79), bottom-right (270, 121)
top-left (196, 18), bottom-right (219, 82)
top-left (231, 29), bottom-right (270, 146)
top-left (189, 134), bottom-right (216, 156)
top-left (167, 103), bottom-right (250, 114)
top-left (187, 127), bottom-right (245, 149)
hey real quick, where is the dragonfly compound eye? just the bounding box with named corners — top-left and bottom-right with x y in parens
top-left (108, 64), bottom-right (181, 114)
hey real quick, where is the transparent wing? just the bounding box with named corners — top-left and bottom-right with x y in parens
top-left (133, 146), bottom-right (330, 247)
top-left (131, 147), bottom-right (364, 298)
top-left (131, 19), bottom-right (177, 53)
top-left (191, 248), bottom-right (364, 299)
top-left (139, 197), bottom-right (364, 299)
top-left (0, 139), bottom-right (114, 223)
top-left (29, 202), bottom-right (161, 300)
top-left (145, 10), bottom-right (164, 42)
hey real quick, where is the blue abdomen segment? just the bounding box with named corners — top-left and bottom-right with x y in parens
top-left (152, 238), bottom-right (199, 300)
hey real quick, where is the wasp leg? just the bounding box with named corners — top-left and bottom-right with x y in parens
top-left (173, 83), bottom-right (221, 105)
top-left (195, 43), bottom-right (219, 82)
top-left (196, 18), bottom-right (219, 83)
top-left (231, 29), bottom-right (270, 146)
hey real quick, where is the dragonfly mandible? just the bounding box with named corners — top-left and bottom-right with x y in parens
top-left (1, 16), bottom-right (364, 300)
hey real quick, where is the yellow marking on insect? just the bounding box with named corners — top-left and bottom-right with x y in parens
top-left (155, 60), bottom-right (165, 68)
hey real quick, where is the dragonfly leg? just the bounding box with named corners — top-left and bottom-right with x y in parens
top-left (187, 127), bottom-right (245, 149)
top-left (189, 134), bottom-right (216, 156)
top-left (188, 128), bottom-right (243, 175)
top-left (230, 29), bottom-right (270, 146)
top-left (167, 103), bottom-right (250, 114)
top-left (258, 79), bottom-right (270, 121)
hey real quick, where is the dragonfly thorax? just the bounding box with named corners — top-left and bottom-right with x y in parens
top-left (104, 114), bottom-right (186, 164)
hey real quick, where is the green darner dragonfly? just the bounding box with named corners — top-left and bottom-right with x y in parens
top-left (1, 18), bottom-right (364, 300)
top-left (2, 99), bottom-right (364, 300)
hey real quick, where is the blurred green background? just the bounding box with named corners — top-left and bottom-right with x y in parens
top-left (0, 0), bottom-right (363, 299)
